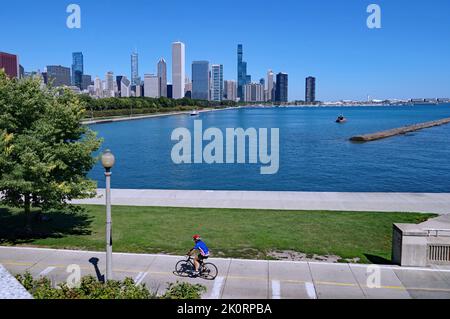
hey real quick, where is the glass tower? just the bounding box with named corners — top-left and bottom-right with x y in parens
top-left (71, 52), bottom-right (83, 89)
top-left (237, 44), bottom-right (250, 101)
top-left (192, 61), bottom-right (210, 100)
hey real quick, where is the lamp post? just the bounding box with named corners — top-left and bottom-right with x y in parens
top-left (101, 149), bottom-right (115, 282)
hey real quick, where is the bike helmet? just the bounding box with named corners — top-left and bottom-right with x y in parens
top-left (193, 234), bottom-right (201, 240)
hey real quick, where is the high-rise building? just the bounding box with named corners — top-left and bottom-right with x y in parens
top-left (120, 76), bottom-right (131, 97)
top-left (184, 76), bottom-right (192, 98)
top-left (47, 65), bottom-right (71, 87)
top-left (0, 52), bottom-right (19, 78)
top-left (244, 83), bottom-right (265, 102)
top-left (305, 76), bottom-right (316, 103)
top-left (157, 58), bottom-right (167, 97)
top-left (167, 84), bottom-right (173, 99)
top-left (266, 70), bottom-right (274, 102)
top-left (116, 76), bottom-right (123, 97)
top-left (237, 44), bottom-right (250, 100)
top-left (131, 50), bottom-right (140, 86)
top-left (172, 42), bottom-right (185, 99)
top-left (144, 74), bottom-right (159, 98)
top-left (94, 76), bottom-right (102, 98)
top-left (19, 65), bottom-right (24, 79)
top-left (105, 72), bottom-right (115, 97)
top-left (71, 52), bottom-right (84, 89)
top-left (210, 64), bottom-right (224, 101)
top-left (224, 80), bottom-right (237, 101)
top-left (81, 74), bottom-right (92, 91)
top-left (275, 72), bottom-right (288, 103)
top-left (191, 61), bottom-right (210, 100)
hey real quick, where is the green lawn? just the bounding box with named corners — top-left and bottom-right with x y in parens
top-left (0, 205), bottom-right (435, 264)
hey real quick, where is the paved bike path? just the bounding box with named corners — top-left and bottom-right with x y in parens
top-left (72, 189), bottom-right (450, 215)
top-left (2, 247), bottom-right (450, 299)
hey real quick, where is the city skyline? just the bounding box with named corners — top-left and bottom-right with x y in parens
top-left (1, 0), bottom-right (450, 100)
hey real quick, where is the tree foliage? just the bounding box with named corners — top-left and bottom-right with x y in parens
top-left (0, 70), bottom-right (102, 226)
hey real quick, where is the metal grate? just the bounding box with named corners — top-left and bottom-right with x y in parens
top-left (428, 245), bottom-right (450, 263)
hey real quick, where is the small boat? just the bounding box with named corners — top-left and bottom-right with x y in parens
top-left (336, 115), bottom-right (347, 123)
top-left (190, 110), bottom-right (199, 117)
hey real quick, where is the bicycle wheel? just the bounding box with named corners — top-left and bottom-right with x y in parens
top-left (201, 263), bottom-right (218, 280)
top-left (175, 260), bottom-right (192, 277)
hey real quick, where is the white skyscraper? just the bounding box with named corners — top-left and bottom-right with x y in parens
top-left (94, 76), bottom-right (102, 98)
top-left (120, 76), bottom-right (131, 97)
top-left (266, 70), bottom-right (274, 102)
top-left (172, 41), bottom-right (185, 99)
top-left (144, 74), bottom-right (159, 98)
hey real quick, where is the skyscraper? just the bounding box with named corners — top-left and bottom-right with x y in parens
top-left (275, 72), bottom-right (288, 103)
top-left (211, 64), bottom-right (224, 101)
top-left (305, 76), bottom-right (316, 103)
top-left (105, 72), bottom-right (115, 97)
top-left (120, 76), bottom-right (131, 97)
top-left (131, 50), bottom-right (140, 86)
top-left (224, 80), bottom-right (237, 101)
top-left (116, 76), bottom-right (123, 97)
top-left (81, 74), bottom-right (92, 91)
top-left (71, 52), bottom-right (84, 89)
top-left (0, 52), bottom-right (19, 78)
top-left (157, 58), bottom-right (167, 97)
top-left (144, 74), bottom-right (159, 98)
top-left (266, 70), bottom-right (274, 102)
top-left (191, 61), bottom-right (210, 100)
top-left (237, 44), bottom-right (249, 101)
top-left (94, 76), bottom-right (102, 98)
top-left (47, 65), bottom-right (71, 87)
top-left (172, 42), bottom-right (185, 99)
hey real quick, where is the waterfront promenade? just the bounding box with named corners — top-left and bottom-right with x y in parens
top-left (2, 247), bottom-right (450, 299)
top-left (72, 189), bottom-right (450, 215)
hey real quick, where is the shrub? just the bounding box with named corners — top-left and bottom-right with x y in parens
top-left (162, 281), bottom-right (207, 299)
top-left (16, 273), bottom-right (206, 299)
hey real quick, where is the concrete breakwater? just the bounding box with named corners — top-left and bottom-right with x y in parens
top-left (350, 117), bottom-right (450, 142)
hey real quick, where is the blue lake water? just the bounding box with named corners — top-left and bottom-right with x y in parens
top-left (89, 105), bottom-right (450, 193)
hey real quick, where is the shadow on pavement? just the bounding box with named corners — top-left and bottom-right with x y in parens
top-left (364, 254), bottom-right (393, 265)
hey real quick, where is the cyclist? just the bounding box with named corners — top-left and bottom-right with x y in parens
top-left (187, 234), bottom-right (210, 276)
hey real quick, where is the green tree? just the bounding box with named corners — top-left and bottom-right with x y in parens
top-left (0, 70), bottom-right (102, 231)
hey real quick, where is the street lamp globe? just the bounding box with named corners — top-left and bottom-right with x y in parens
top-left (101, 149), bottom-right (115, 170)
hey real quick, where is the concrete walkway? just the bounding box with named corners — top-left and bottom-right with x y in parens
top-left (72, 189), bottom-right (450, 215)
top-left (1, 247), bottom-right (450, 299)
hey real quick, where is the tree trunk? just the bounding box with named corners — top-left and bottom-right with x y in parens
top-left (24, 194), bottom-right (32, 234)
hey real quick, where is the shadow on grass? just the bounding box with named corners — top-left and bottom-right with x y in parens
top-left (364, 254), bottom-right (393, 265)
top-left (0, 205), bottom-right (93, 245)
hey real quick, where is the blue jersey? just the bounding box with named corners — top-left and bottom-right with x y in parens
top-left (194, 240), bottom-right (210, 256)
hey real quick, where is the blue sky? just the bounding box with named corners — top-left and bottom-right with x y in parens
top-left (1, 0), bottom-right (450, 101)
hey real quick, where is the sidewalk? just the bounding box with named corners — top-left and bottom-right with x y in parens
top-left (1, 247), bottom-right (450, 299)
top-left (72, 189), bottom-right (450, 215)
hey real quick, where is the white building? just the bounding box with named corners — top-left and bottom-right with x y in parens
top-left (94, 76), bottom-right (102, 98)
top-left (210, 64), bottom-right (223, 101)
top-left (144, 74), bottom-right (159, 98)
top-left (266, 70), bottom-right (274, 102)
top-left (120, 76), bottom-right (131, 97)
top-left (172, 41), bottom-right (185, 99)
top-left (224, 80), bottom-right (237, 101)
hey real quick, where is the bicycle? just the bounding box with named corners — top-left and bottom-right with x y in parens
top-left (175, 256), bottom-right (218, 280)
